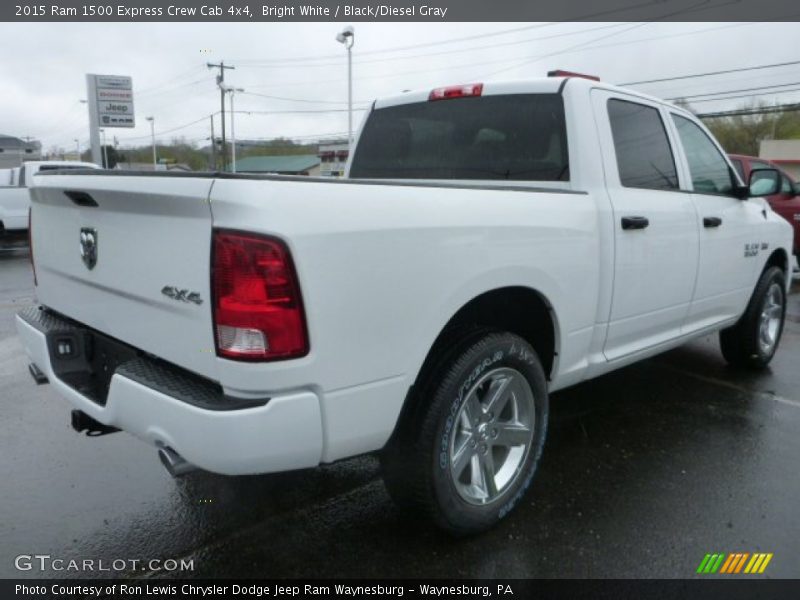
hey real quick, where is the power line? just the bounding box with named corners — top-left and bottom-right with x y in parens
top-left (482, 22), bottom-right (651, 79)
top-left (114, 114), bottom-right (213, 143)
top-left (697, 103), bottom-right (800, 118)
top-left (667, 81), bottom-right (800, 102)
top-left (135, 64), bottom-right (207, 95)
top-left (243, 22), bottom-right (765, 92)
top-left (683, 88), bottom-right (800, 105)
top-left (621, 59), bottom-right (800, 86)
top-left (240, 90), bottom-right (369, 106)
top-left (237, 23), bottom-right (634, 69)
top-left (234, 108), bottom-right (367, 115)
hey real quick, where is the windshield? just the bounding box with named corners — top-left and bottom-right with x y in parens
top-left (350, 93), bottom-right (569, 181)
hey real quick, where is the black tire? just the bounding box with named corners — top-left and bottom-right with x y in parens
top-left (720, 266), bottom-right (787, 369)
top-left (381, 330), bottom-right (548, 535)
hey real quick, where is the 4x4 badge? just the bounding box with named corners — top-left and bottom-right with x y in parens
top-left (161, 286), bottom-right (203, 305)
top-left (79, 227), bottom-right (98, 270)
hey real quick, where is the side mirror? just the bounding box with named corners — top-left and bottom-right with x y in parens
top-left (748, 167), bottom-right (781, 198)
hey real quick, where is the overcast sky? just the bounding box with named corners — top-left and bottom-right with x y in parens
top-left (1, 21), bottom-right (798, 152)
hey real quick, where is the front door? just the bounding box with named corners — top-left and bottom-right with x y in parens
top-left (668, 113), bottom-right (766, 329)
top-left (592, 91), bottom-right (699, 361)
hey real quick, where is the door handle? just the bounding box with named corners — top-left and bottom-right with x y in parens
top-left (621, 216), bottom-right (649, 230)
top-left (703, 216), bottom-right (722, 228)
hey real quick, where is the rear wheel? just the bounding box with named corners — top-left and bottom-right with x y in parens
top-left (720, 266), bottom-right (786, 369)
top-left (381, 331), bottom-right (548, 535)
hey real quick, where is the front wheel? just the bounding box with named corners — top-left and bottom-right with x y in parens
top-left (720, 266), bottom-right (787, 369)
top-left (381, 331), bottom-right (549, 535)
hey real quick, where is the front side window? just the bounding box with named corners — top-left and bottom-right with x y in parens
top-left (607, 99), bottom-right (678, 191)
top-left (350, 94), bottom-right (569, 181)
top-left (672, 115), bottom-right (734, 196)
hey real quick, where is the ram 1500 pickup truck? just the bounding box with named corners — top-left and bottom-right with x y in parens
top-left (17, 75), bottom-right (794, 534)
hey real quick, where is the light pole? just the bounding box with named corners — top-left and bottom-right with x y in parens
top-left (335, 26), bottom-right (354, 148)
top-left (146, 116), bottom-right (156, 167)
top-left (226, 88), bottom-right (245, 173)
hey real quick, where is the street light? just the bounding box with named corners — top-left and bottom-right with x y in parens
top-left (146, 116), bottom-right (156, 168)
top-left (335, 25), bottom-right (355, 149)
top-left (225, 87), bottom-right (245, 173)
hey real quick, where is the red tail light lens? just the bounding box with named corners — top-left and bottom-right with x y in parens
top-left (28, 208), bottom-right (37, 286)
top-left (429, 83), bottom-right (483, 101)
top-left (212, 230), bottom-right (308, 361)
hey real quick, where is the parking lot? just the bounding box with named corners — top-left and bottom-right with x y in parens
top-left (2, 246), bottom-right (799, 579)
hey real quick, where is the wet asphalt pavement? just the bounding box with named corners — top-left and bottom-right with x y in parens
top-left (2, 247), bottom-right (800, 579)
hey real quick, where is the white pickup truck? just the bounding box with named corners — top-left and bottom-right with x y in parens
top-left (17, 74), bottom-right (793, 534)
top-left (0, 161), bottom-right (99, 247)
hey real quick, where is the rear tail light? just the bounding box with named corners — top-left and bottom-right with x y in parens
top-left (212, 230), bottom-right (308, 361)
top-left (28, 208), bottom-right (37, 286)
top-left (429, 83), bottom-right (483, 101)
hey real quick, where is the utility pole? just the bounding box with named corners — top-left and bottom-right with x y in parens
top-left (226, 88), bottom-right (244, 173)
top-left (207, 61), bottom-right (235, 168)
top-left (210, 114), bottom-right (216, 170)
top-left (100, 129), bottom-right (108, 168)
top-left (146, 116), bottom-right (156, 167)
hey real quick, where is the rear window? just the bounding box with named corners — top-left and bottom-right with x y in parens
top-left (607, 99), bottom-right (678, 191)
top-left (349, 94), bottom-right (569, 181)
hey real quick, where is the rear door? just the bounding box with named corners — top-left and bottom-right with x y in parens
top-left (668, 113), bottom-right (764, 329)
top-left (592, 90), bottom-right (699, 361)
top-left (29, 174), bottom-right (219, 379)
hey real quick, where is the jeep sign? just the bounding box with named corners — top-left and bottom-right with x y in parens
top-left (87, 74), bottom-right (135, 128)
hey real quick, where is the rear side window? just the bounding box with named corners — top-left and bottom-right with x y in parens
top-left (672, 115), bottom-right (734, 196)
top-left (349, 94), bottom-right (569, 181)
top-left (607, 99), bottom-right (678, 191)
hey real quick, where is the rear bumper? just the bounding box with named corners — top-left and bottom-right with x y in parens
top-left (15, 307), bottom-right (323, 475)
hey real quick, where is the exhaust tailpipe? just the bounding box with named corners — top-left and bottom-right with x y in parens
top-left (158, 446), bottom-right (197, 477)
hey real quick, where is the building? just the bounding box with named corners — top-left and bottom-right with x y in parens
top-left (0, 135), bottom-right (42, 169)
top-left (759, 139), bottom-right (800, 180)
top-left (229, 155), bottom-right (321, 176)
top-left (318, 140), bottom-right (350, 177)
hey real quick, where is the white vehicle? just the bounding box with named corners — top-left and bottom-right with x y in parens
top-left (0, 161), bottom-right (99, 244)
top-left (16, 74), bottom-right (793, 533)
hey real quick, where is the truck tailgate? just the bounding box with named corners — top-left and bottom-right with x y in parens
top-left (29, 174), bottom-right (218, 380)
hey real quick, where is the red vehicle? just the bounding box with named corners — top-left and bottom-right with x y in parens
top-left (730, 154), bottom-right (800, 268)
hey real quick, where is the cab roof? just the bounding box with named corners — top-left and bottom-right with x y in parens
top-left (373, 75), bottom-right (684, 114)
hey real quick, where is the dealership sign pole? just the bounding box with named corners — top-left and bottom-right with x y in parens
top-left (86, 74), bottom-right (135, 167)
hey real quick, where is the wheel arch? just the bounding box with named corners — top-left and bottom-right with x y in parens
top-left (763, 247), bottom-right (790, 291)
top-left (388, 285), bottom-right (560, 445)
